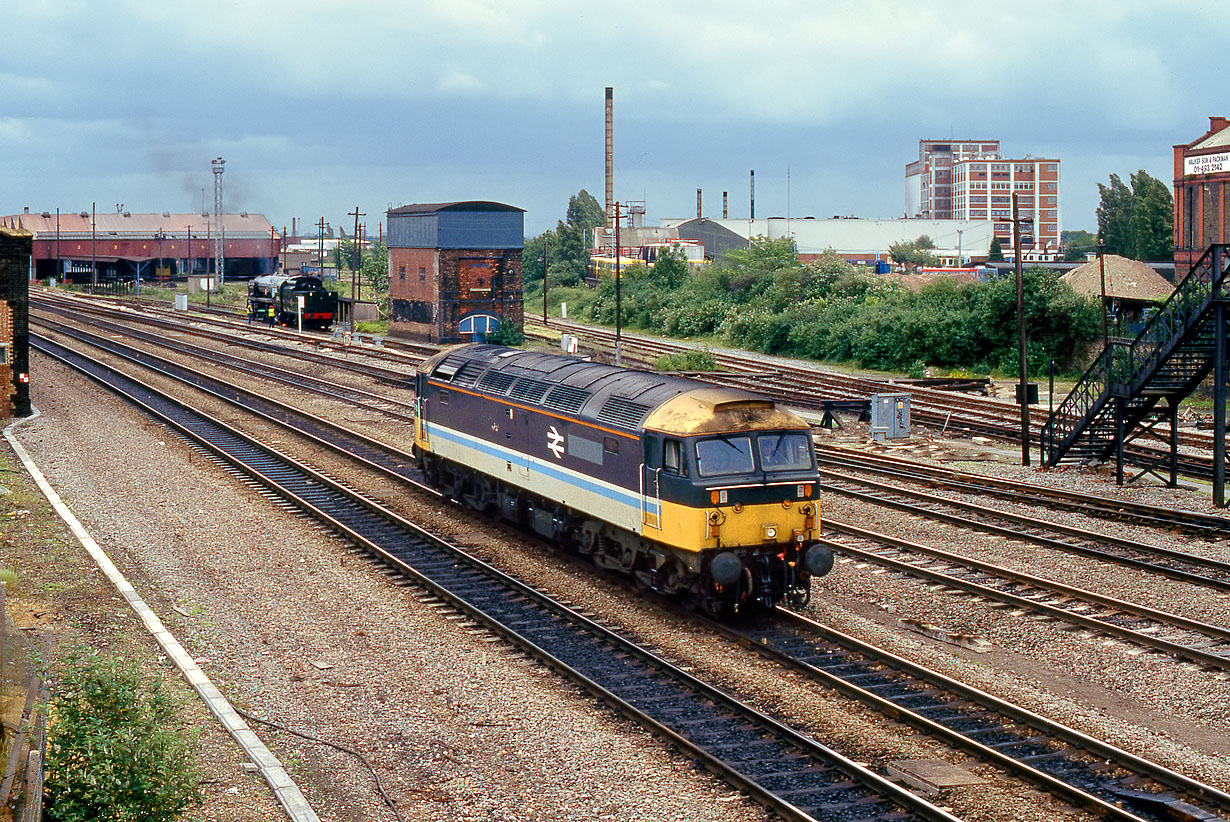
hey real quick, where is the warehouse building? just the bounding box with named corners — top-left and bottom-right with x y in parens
top-left (0, 209), bottom-right (279, 282)
top-left (385, 201), bottom-right (524, 342)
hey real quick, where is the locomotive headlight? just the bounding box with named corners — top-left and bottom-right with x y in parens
top-left (763, 525), bottom-right (778, 540)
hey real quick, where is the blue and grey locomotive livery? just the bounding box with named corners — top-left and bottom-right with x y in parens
top-left (413, 344), bottom-right (833, 616)
top-left (247, 274), bottom-right (338, 329)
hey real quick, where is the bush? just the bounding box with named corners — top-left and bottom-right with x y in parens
top-left (655, 350), bottom-right (717, 371)
top-left (45, 645), bottom-right (202, 822)
top-left (486, 317), bottom-right (524, 346)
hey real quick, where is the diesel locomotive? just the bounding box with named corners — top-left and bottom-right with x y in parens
top-left (247, 274), bottom-right (338, 329)
top-left (413, 344), bottom-right (833, 616)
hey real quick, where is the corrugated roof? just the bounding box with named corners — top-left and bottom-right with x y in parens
top-left (1193, 129), bottom-right (1230, 150)
top-left (388, 201), bottom-right (524, 215)
top-left (0, 211), bottom-right (274, 237)
top-left (1060, 255), bottom-right (1173, 301)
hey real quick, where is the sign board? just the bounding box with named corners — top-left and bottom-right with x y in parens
top-left (1185, 151), bottom-right (1230, 176)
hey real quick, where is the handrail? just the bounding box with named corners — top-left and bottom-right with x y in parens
top-left (1042, 245), bottom-right (1229, 465)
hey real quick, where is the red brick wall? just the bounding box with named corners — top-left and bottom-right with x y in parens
top-left (387, 246), bottom-right (523, 342)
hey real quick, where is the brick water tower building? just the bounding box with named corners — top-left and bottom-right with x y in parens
top-left (1174, 116), bottom-right (1230, 278)
top-left (385, 201), bottom-right (524, 342)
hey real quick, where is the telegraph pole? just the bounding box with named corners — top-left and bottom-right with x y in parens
top-left (1012, 192), bottom-right (1031, 467)
top-left (1098, 238), bottom-right (1109, 350)
top-left (614, 201), bottom-right (622, 366)
top-left (542, 241), bottom-right (549, 324)
top-left (349, 206), bottom-right (365, 304)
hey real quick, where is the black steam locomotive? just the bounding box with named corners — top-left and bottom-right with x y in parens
top-left (247, 274), bottom-right (338, 329)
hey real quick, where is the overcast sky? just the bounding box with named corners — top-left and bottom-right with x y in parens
top-left (2, 1), bottom-right (1224, 238)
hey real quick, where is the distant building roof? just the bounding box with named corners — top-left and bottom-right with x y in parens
top-left (0, 211), bottom-right (274, 238)
top-left (387, 201), bottom-right (524, 215)
top-left (1060, 255), bottom-right (1173, 301)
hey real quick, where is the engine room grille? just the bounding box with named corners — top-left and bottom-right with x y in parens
top-left (596, 397), bottom-right (653, 428)
top-left (450, 361), bottom-right (483, 387)
top-left (477, 371), bottom-right (517, 394)
top-left (509, 378), bottom-right (551, 404)
top-left (542, 384), bottom-right (590, 414)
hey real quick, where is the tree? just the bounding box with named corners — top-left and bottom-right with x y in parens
top-left (988, 237), bottom-right (1004, 262)
top-left (1061, 230), bottom-right (1098, 262)
top-left (1097, 173), bottom-right (1134, 257)
top-left (1097, 170), bottom-right (1173, 260)
top-left (888, 235), bottom-right (939, 268)
top-left (1129, 171), bottom-right (1174, 261)
top-left (45, 645), bottom-right (203, 821)
top-left (566, 189), bottom-right (605, 231)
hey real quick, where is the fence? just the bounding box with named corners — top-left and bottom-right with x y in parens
top-left (1, 583), bottom-right (48, 822)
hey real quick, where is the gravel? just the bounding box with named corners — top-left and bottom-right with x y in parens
top-left (14, 315), bottom-right (1230, 820)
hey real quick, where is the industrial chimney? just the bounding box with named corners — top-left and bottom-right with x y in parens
top-left (750, 170), bottom-right (755, 220)
top-left (696, 189), bottom-right (702, 219)
top-left (605, 87), bottom-right (614, 228)
top-left (722, 192), bottom-right (728, 219)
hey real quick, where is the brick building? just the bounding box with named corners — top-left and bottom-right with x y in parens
top-left (0, 227), bottom-right (31, 418)
top-left (906, 140), bottom-right (1062, 262)
top-left (386, 202), bottom-right (524, 342)
top-left (905, 140), bottom-right (1000, 219)
top-left (1174, 116), bottom-right (1230, 277)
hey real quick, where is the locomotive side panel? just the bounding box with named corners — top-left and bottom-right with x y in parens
top-left (420, 380), bottom-right (648, 534)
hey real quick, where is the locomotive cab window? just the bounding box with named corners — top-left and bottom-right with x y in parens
top-left (758, 432), bottom-right (813, 472)
top-left (695, 436), bottom-right (754, 477)
top-left (663, 439), bottom-right (683, 474)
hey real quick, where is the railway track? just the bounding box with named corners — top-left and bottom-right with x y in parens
top-left (32, 333), bottom-right (959, 822)
top-left (537, 319), bottom-right (1219, 477)
top-left (817, 468), bottom-right (1230, 593)
top-left (32, 323), bottom-right (1230, 820)
top-left (820, 520), bottom-right (1230, 671)
top-left (712, 609), bottom-right (1230, 822)
top-left (816, 445), bottom-right (1230, 539)
top-left (31, 315), bottom-right (418, 422)
top-left (32, 289), bottom-right (423, 383)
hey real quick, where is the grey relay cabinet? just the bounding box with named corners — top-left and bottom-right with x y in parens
top-left (871, 393), bottom-right (910, 441)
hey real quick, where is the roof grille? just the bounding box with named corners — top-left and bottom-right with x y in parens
top-left (509, 377), bottom-right (550, 404)
top-left (597, 397), bottom-right (653, 428)
top-left (451, 361), bottom-right (483, 387)
top-left (543, 384), bottom-right (590, 414)
top-left (478, 371), bottom-right (517, 394)
top-left (431, 355), bottom-right (466, 379)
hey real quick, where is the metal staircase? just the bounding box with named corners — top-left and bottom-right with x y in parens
top-left (1041, 244), bottom-right (1229, 475)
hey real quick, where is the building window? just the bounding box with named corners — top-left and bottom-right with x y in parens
top-left (419, 266), bottom-right (426, 282)
top-left (399, 265), bottom-right (406, 280)
top-left (1043, 183), bottom-right (1057, 192)
top-left (1044, 163), bottom-right (1058, 173)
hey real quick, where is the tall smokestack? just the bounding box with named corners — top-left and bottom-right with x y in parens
top-left (750, 170), bottom-right (755, 220)
top-left (722, 192), bottom-right (728, 219)
top-left (605, 87), bottom-right (614, 228)
top-left (696, 189), bottom-right (702, 219)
